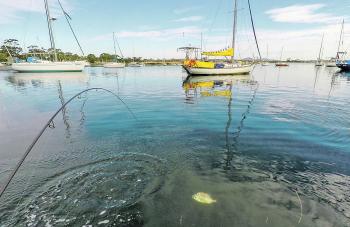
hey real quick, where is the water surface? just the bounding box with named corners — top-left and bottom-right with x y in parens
top-left (0, 64), bottom-right (349, 226)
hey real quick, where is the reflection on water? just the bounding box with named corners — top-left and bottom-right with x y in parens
top-left (0, 65), bottom-right (350, 226)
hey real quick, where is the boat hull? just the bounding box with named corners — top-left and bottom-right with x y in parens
top-left (183, 65), bottom-right (252, 75)
top-left (325, 62), bottom-right (337, 67)
top-left (12, 62), bottom-right (85, 73)
top-left (128, 63), bottom-right (144, 67)
top-left (103, 62), bottom-right (126, 68)
top-left (336, 61), bottom-right (350, 72)
top-left (275, 63), bottom-right (289, 67)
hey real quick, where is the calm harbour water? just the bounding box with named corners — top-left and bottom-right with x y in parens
top-left (0, 64), bottom-right (349, 226)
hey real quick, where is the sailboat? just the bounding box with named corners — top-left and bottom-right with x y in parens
top-left (127, 44), bottom-right (144, 67)
top-left (315, 34), bottom-right (324, 67)
top-left (336, 20), bottom-right (350, 72)
top-left (12, 0), bottom-right (84, 73)
top-left (104, 32), bottom-right (126, 68)
top-left (275, 47), bottom-right (289, 67)
top-left (128, 61), bottom-right (144, 67)
top-left (182, 0), bottom-right (254, 75)
top-left (262, 44), bottom-right (270, 66)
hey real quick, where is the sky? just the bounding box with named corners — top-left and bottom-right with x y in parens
top-left (0, 0), bottom-right (349, 60)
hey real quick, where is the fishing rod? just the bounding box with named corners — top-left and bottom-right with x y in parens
top-left (0, 88), bottom-right (136, 198)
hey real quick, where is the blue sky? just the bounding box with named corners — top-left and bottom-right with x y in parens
top-left (0, 0), bottom-right (349, 60)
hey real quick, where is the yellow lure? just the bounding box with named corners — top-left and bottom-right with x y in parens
top-left (192, 192), bottom-right (217, 204)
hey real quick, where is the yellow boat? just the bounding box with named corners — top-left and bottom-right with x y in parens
top-left (182, 0), bottom-right (256, 76)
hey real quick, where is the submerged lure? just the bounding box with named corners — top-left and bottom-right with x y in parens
top-left (192, 192), bottom-right (217, 204)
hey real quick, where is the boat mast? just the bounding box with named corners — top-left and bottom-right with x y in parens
top-left (266, 44), bottom-right (269, 59)
top-left (200, 32), bottom-right (203, 60)
top-left (318, 34), bottom-right (324, 61)
top-left (336, 19), bottom-right (345, 59)
top-left (114, 33), bottom-right (124, 59)
top-left (280, 47), bottom-right (284, 61)
top-left (44, 0), bottom-right (57, 61)
top-left (113, 32), bottom-right (118, 62)
top-left (231, 0), bottom-right (238, 64)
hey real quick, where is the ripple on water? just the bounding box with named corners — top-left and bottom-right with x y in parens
top-left (1, 153), bottom-right (167, 226)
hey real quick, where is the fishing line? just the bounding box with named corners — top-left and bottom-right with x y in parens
top-left (0, 88), bottom-right (137, 199)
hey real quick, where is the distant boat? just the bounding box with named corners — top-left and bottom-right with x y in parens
top-left (104, 62), bottom-right (126, 68)
top-left (103, 32), bottom-right (125, 68)
top-left (128, 62), bottom-right (144, 67)
top-left (336, 20), bottom-right (350, 72)
top-left (275, 47), bottom-right (289, 67)
top-left (325, 61), bottom-right (337, 67)
top-left (275, 63), bottom-right (289, 67)
top-left (12, 0), bottom-right (84, 73)
top-left (162, 58), bottom-right (167, 66)
top-left (182, 0), bottom-right (256, 75)
top-left (315, 34), bottom-right (324, 67)
top-left (336, 60), bottom-right (350, 71)
top-left (262, 44), bottom-right (270, 66)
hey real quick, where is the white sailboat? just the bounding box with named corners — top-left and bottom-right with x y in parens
top-left (262, 44), bottom-right (270, 66)
top-left (325, 60), bottom-right (337, 67)
top-left (104, 62), bottom-right (126, 68)
top-left (183, 0), bottom-right (254, 75)
top-left (275, 47), bottom-right (289, 67)
top-left (128, 62), bottom-right (144, 67)
top-left (104, 32), bottom-right (126, 68)
top-left (12, 0), bottom-right (84, 73)
top-left (127, 45), bottom-right (144, 67)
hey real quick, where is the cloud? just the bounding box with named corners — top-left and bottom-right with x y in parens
top-left (0, 0), bottom-right (72, 25)
top-left (266, 4), bottom-right (343, 24)
top-left (173, 16), bottom-right (204, 22)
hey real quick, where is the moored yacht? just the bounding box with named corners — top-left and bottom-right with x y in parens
top-left (12, 0), bottom-right (84, 73)
top-left (103, 32), bottom-right (126, 68)
top-left (182, 0), bottom-right (257, 76)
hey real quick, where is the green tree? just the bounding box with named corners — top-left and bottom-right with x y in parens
top-left (99, 53), bottom-right (113, 62)
top-left (87, 54), bottom-right (97, 63)
top-left (0, 53), bottom-right (7, 62)
top-left (1, 39), bottom-right (22, 57)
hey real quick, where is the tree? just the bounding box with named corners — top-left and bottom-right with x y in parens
top-left (1, 39), bottom-right (22, 57)
top-left (0, 53), bottom-right (7, 62)
top-left (87, 54), bottom-right (97, 63)
top-left (99, 53), bottom-right (113, 62)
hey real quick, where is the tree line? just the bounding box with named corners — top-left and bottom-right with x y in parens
top-left (0, 39), bottom-right (143, 64)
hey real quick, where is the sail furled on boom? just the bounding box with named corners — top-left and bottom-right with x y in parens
top-left (202, 48), bottom-right (234, 57)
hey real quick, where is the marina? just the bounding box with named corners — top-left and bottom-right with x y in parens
top-left (0, 0), bottom-right (349, 226)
